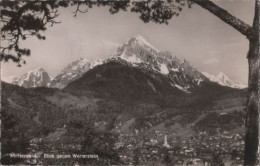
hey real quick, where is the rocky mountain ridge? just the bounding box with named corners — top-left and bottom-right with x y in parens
top-left (3, 35), bottom-right (246, 90)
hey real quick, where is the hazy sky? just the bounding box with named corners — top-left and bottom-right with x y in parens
top-left (1, 0), bottom-right (255, 84)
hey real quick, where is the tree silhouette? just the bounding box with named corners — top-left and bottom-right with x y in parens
top-left (0, 1), bottom-right (70, 66)
top-left (1, 0), bottom-right (259, 165)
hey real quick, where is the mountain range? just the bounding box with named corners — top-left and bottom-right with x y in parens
top-left (3, 35), bottom-right (247, 90)
top-left (1, 35), bottom-right (247, 165)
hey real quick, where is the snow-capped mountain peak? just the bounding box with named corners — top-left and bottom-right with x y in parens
top-left (117, 35), bottom-right (159, 58)
top-left (114, 35), bottom-right (207, 92)
top-left (50, 56), bottom-right (106, 89)
top-left (11, 68), bottom-right (51, 88)
top-left (202, 72), bottom-right (247, 89)
top-left (62, 57), bottom-right (90, 72)
top-left (50, 57), bottom-right (92, 89)
top-left (131, 35), bottom-right (159, 53)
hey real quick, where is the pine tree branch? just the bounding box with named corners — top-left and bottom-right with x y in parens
top-left (190, 0), bottom-right (255, 39)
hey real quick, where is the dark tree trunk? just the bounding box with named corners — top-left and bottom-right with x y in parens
top-left (191, 1), bottom-right (259, 163)
top-left (193, 1), bottom-right (259, 164)
top-left (191, 0), bottom-right (259, 164)
top-left (244, 1), bottom-right (259, 165)
top-left (244, 38), bottom-right (259, 165)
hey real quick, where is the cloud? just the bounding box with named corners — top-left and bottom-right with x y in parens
top-left (202, 57), bottom-right (220, 65)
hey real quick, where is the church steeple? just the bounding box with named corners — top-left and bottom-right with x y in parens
top-left (163, 134), bottom-right (170, 148)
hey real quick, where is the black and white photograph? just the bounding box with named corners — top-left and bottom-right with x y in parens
top-left (1, 0), bottom-right (259, 165)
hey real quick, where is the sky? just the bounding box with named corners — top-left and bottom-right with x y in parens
top-left (1, 0), bottom-right (255, 84)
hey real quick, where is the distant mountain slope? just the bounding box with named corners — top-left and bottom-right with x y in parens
top-left (64, 61), bottom-right (185, 104)
top-left (64, 59), bottom-right (241, 107)
top-left (50, 57), bottom-right (104, 89)
top-left (10, 68), bottom-right (51, 88)
top-left (49, 57), bottom-right (92, 89)
top-left (202, 72), bottom-right (247, 89)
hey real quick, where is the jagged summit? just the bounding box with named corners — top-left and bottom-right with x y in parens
top-left (62, 57), bottom-right (90, 72)
top-left (50, 56), bottom-right (92, 89)
top-left (50, 56), bottom-right (105, 89)
top-left (36, 68), bottom-right (46, 72)
top-left (113, 35), bottom-right (207, 92)
top-left (130, 35), bottom-right (160, 53)
top-left (11, 68), bottom-right (51, 88)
